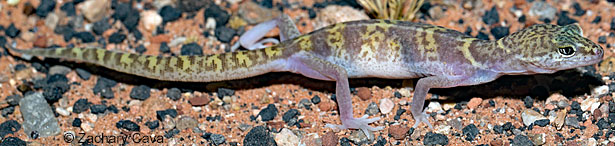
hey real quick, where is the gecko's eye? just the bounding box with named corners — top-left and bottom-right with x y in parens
top-left (558, 46), bottom-right (576, 57)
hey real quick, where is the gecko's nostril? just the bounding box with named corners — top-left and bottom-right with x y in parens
top-left (594, 46), bottom-right (604, 57)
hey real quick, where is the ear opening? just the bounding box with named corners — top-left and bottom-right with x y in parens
top-left (565, 23), bottom-right (583, 36)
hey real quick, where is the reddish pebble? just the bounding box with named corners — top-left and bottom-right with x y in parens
top-left (33, 36), bottom-right (48, 48)
top-left (388, 124), bottom-right (409, 140)
top-left (318, 101), bottom-right (336, 111)
top-left (150, 34), bottom-right (171, 44)
top-left (566, 141), bottom-right (579, 146)
top-left (594, 109), bottom-right (603, 120)
top-left (322, 131), bottom-right (338, 146)
top-left (266, 121), bottom-right (285, 130)
top-left (188, 96), bottom-right (210, 106)
top-left (467, 97), bottom-right (483, 109)
top-left (357, 87), bottom-right (372, 100)
top-left (299, 122), bottom-right (311, 128)
top-left (490, 138), bottom-right (503, 146)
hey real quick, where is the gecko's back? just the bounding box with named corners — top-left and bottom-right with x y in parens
top-left (284, 19), bottom-right (488, 79)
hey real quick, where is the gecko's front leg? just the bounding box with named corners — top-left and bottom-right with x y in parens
top-left (287, 53), bottom-right (384, 140)
top-left (411, 70), bottom-right (500, 128)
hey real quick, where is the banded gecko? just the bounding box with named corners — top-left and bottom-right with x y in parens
top-left (7, 14), bottom-right (604, 139)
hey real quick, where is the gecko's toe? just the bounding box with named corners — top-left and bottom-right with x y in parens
top-left (325, 115), bottom-right (384, 140)
top-left (412, 112), bottom-right (433, 129)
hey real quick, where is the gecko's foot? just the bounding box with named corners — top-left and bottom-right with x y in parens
top-left (412, 111), bottom-right (433, 129)
top-left (325, 115), bottom-right (384, 140)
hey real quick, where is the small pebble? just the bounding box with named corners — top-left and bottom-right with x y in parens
top-left (243, 126), bottom-right (276, 145)
top-left (389, 124), bottom-right (409, 140)
top-left (108, 32), bottom-right (126, 44)
top-left (490, 138), bottom-right (504, 146)
top-left (89, 104), bottom-right (107, 114)
top-left (274, 128), bottom-right (300, 146)
top-left (159, 42), bottom-right (171, 54)
top-left (565, 117), bottom-right (580, 128)
top-left (36, 0), bottom-right (55, 17)
top-left (592, 16), bottom-right (602, 24)
top-left (55, 107), bottom-right (70, 116)
top-left (74, 32), bottom-right (95, 43)
top-left (523, 96), bottom-right (534, 108)
top-left (596, 118), bottom-right (609, 130)
top-left (164, 128), bottom-right (180, 138)
top-left (210, 134), bottom-right (226, 145)
top-left (311, 95), bottom-right (321, 104)
top-left (238, 124), bottom-right (252, 132)
top-left (0, 120), bottom-right (21, 138)
top-left (4, 23), bottom-right (20, 38)
top-left (214, 26), bottom-right (236, 43)
top-left (145, 120), bottom-right (160, 130)
top-left (156, 109), bottom-right (178, 121)
top-left (141, 10), bottom-right (162, 31)
top-left (92, 18), bottom-right (111, 35)
top-left (598, 36), bottom-right (607, 44)
top-left (529, 1), bottom-right (556, 22)
top-left (189, 95), bottom-right (210, 106)
top-left (282, 109), bottom-right (299, 123)
top-left (48, 65), bottom-right (71, 75)
top-left (129, 85), bottom-right (151, 100)
top-left (79, 0), bottom-right (108, 22)
top-left (557, 11), bottom-right (578, 26)
top-left (72, 99), bottom-right (90, 113)
top-left (467, 98), bottom-right (483, 109)
top-left (19, 93), bottom-right (61, 138)
top-left (379, 98), bottom-right (394, 114)
top-left (298, 99), bottom-right (312, 109)
top-left (512, 135), bottom-right (534, 146)
top-left (258, 104), bottom-right (278, 121)
top-left (490, 26), bottom-right (509, 40)
top-left (318, 101), bottom-right (335, 111)
top-left (135, 44), bottom-right (147, 54)
top-left (204, 3), bottom-right (230, 26)
top-left (462, 124), bottom-right (479, 141)
top-left (554, 109), bottom-right (566, 129)
top-left (160, 5), bottom-right (182, 23)
top-left (521, 109), bottom-right (547, 126)
top-left (423, 132), bottom-right (449, 145)
top-left (528, 133), bottom-right (546, 145)
top-left (167, 88), bottom-right (181, 101)
top-left (72, 118), bottom-right (82, 127)
top-left (75, 68), bottom-right (91, 80)
top-left (356, 87), bottom-right (372, 100)
top-left (0, 137), bottom-right (26, 145)
top-left (534, 119), bottom-right (550, 127)
top-left (348, 130), bottom-right (369, 145)
top-left (365, 102), bottom-right (379, 116)
top-left (116, 120), bottom-right (140, 131)
top-left (482, 7), bottom-right (499, 25)
top-left (581, 97), bottom-right (600, 112)
top-left (176, 116), bottom-right (198, 130)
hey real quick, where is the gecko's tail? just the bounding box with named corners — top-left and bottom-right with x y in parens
top-left (3, 43), bottom-right (292, 82)
top-left (4, 41), bottom-right (34, 60)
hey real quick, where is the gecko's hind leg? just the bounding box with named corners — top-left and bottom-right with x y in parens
top-left (288, 53), bottom-right (384, 140)
top-left (234, 14), bottom-right (301, 51)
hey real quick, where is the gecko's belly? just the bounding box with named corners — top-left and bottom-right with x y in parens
top-left (326, 57), bottom-right (430, 79)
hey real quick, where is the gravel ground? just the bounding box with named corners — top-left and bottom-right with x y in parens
top-left (0, 0), bottom-right (615, 145)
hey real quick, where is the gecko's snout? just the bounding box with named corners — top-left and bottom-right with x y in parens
top-left (594, 45), bottom-right (604, 57)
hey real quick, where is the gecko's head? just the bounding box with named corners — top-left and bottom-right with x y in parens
top-left (513, 23), bottom-right (603, 73)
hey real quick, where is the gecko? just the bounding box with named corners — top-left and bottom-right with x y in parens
top-left (6, 14), bottom-right (604, 140)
